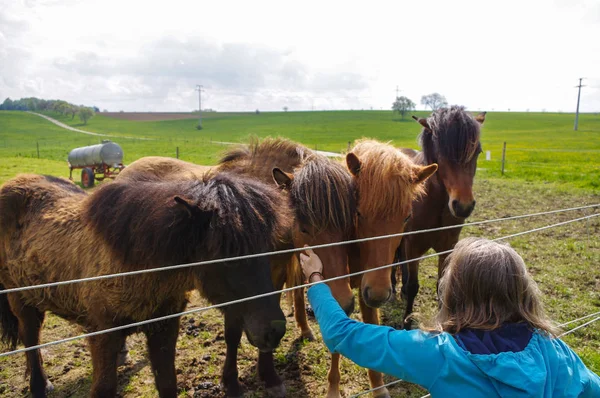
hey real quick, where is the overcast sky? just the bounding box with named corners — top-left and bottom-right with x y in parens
top-left (1, 0), bottom-right (599, 112)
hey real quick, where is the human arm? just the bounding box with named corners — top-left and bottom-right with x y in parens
top-left (300, 247), bottom-right (445, 389)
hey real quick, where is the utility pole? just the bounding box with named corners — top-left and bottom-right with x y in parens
top-left (574, 78), bottom-right (585, 131)
top-left (196, 85), bottom-right (203, 130)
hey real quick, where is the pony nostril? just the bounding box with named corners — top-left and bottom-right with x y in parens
top-left (362, 287), bottom-right (370, 304)
top-left (451, 199), bottom-right (459, 210)
top-left (471, 200), bottom-right (477, 210)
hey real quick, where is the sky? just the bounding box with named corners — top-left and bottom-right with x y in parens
top-left (1, 0), bottom-right (599, 112)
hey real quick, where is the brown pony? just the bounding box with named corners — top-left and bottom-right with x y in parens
top-left (323, 140), bottom-right (437, 398)
top-left (219, 138), bottom-right (356, 335)
top-left (392, 106), bottom-right (485, 328)
top-left (0, 173), bottom-right (287, 398)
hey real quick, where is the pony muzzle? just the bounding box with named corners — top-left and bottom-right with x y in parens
top-left (245, 319), bottom-right (287, 352)
top-left (362, 286), bottom-right (393, 308)
top-left (450, 198), bottom-right (476, 218)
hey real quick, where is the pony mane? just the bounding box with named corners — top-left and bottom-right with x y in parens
top-left (350, 139), bottom-right (424, 220)
top-left (84, 173), bottom-right (289, 269)
top-left (219, 137), bottom-right (308, 172)
top-left (221, 137), bottom-right (355, 235)
top-left (419, 105), bottom-right (482, 164)
top-left (289, 153), bottom-right (355, 234)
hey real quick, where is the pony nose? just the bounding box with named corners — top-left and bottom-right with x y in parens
top-left (264, 320), bottom-right (286, 348)
top-left (452, 200), bottom-right (476, 218)
top-left (362, 287), bottom-right (392, 308)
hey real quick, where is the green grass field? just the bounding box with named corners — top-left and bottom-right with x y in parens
top-left (0, 109), bottom-right (599, 397)
top-left (1, 110), bottom-right (598, 190)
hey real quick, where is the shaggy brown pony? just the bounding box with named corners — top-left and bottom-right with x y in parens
top-left (0, 173), bottom-right (286, 398)
top-left (392, 106), bottom-right (485, 329)
top-left (219, 137), bottom-right (356, 338)
top-left (332, 139), bottom-right (437, 398)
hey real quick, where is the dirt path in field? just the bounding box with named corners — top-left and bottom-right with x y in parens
top-left (211, 140), bottom-right (342, 158)
top-left (28, 112), bottom-right (111, 137)
top-left (27, 112), bottom-right (153, 141)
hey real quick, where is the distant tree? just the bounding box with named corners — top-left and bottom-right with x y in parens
top-left (283, 106), bottom-right (288, 112)
top-left (255, 109), bottom-right (260, 114)
top-left (392, 96), bottom-right (416, 119)
top-left (93, 106), bottom-right (100, 113)
top-left (420, 93), bottom-right (448, 111)
top-left (68, 105), bottom-right (79, 120)
top-left (103, 109), bottom-right (108, 113)
top-left (78, 107), bottom-right (94, 125)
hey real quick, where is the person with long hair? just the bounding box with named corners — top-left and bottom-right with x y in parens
top-left (300, 238), bottom-right (600, 397)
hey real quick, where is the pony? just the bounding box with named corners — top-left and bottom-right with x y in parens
top-left (322, 140), bottom-right (438, 398)
top-left (0, 173), bottom-right (287, 398)
top-left (392, 106), bottom-right (486, 328)
top-left (116, 137), bottom-right (356, 395)
top-left (218, 137), bottom-right (356, 335)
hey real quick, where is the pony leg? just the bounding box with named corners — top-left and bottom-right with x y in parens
top-left (293, 287), bottom-right (315, 341)
top-left (358, 294), bottom-right (390, 398)
top-left (326, 353), bottom-right (342, 398)
top-left (9, 297), bottom-right (51, 398)
top-left (222, 313), bottom-right (244, 398)
top-left (257, 351), bottom-right (285, 397)
top-left (88, 332), bottom-right (126, 398)
top-left (402, 258), bottom-right (420, 330)
top-left (145, 318), bottom-right (180, 398)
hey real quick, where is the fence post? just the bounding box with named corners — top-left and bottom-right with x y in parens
top-left (501, 142), bottom-right (507, 175)
top-left (176, 147), bottom-right (179, 159)
top-left (37, 141), bottom-right (40, 159)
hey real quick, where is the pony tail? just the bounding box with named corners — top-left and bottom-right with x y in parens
top-left (0, 284), bottom-right (19, 349)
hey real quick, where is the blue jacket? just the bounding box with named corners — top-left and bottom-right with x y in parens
top-left (307, 283), bottom-right (600, 397)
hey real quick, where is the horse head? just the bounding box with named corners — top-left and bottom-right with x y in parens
top-left (346, 141), bottom-right (437, 308)
top-left (415, 107), bottom-right (485, 219)
top-left (272, 154), bottom-right (356, 316)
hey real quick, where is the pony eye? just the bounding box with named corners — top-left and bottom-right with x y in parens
top-left (404, 213), bottom-right (412, 223)
top-left (300, 227), bottom-right (309, 234)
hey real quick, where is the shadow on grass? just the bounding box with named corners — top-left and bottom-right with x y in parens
top-left (49, 357), bottom-right (149, 397)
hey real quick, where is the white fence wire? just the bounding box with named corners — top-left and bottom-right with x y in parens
top-left (1, 212), bottom-right (598, 360)
top-left (1, 203), bottom-right (598, 296)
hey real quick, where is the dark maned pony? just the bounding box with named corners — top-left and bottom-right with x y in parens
top-left (326, 140), bottom-right (437, 398)
top-left (0, 174), bottom-right (286, 398)
top-left (392, 106), bottom-right (486, 328)
top-left (219, 138), bottom-right (356, 337)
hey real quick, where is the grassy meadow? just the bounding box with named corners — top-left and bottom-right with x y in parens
top-left (0, 109), bottom-right (598, 397)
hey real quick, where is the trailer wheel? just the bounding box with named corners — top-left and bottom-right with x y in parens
top-left (81, 168), bottom-right (95, 188)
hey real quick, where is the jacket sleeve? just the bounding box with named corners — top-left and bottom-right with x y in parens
top-left (307, 283), bottom-right (445, 389)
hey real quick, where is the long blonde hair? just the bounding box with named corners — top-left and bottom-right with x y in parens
top-left (421, 237), bottom-right (559, 336)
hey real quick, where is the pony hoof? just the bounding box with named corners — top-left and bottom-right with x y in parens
top-left (373, 387), bottom-right (391, 398)
top-left (46, 380), bottom-right (55, 392)
top-left (266, 383), bottom-right (286, 397)
top-left (301, 330), bottom-right (316, 342)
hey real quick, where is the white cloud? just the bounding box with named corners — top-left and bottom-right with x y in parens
top-left (0, 0), bottom-right (599, 112)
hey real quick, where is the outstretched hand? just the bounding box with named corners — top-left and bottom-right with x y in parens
top-left (299, 245), bottom-right (324, 283)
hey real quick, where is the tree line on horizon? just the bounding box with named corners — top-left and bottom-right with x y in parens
top-left (0, 97), bottom-right (98, 125)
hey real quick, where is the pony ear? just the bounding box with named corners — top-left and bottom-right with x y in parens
top-left (174, 196), bottom-right (214, 219)
top-left (272, 168), bottom-right (293, 189)
top-left (474, 112), bottom-right (486, 125)
top-left (346, 152), bottom-right (362, 176)
top-left (412, 164), bottom-right (438, 184)
top-left (412, 115), bottom-right (431, 131)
